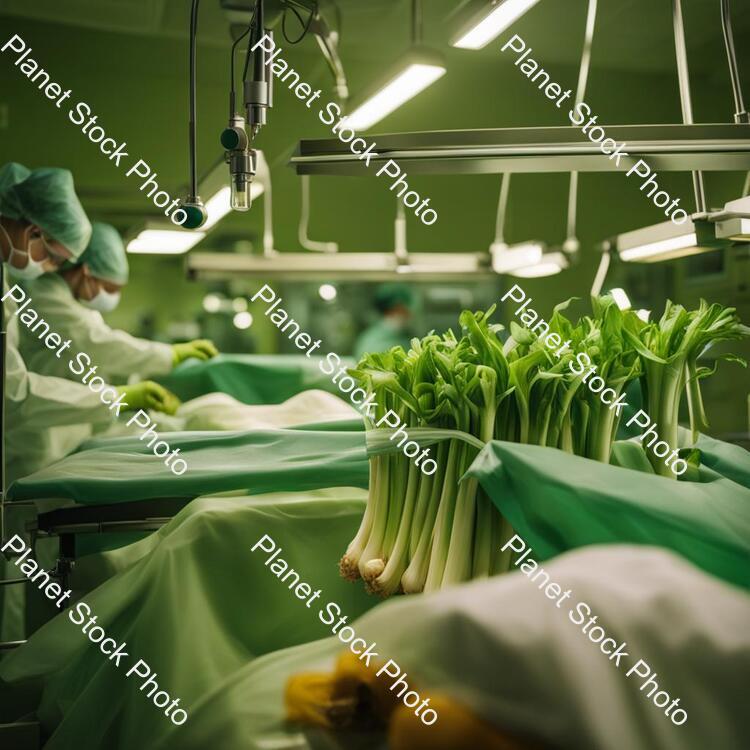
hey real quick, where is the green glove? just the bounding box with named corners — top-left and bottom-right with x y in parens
top-left (172, 339), bottom-right (219, 366)
top-left (117, 381), bottom-right (181, 415)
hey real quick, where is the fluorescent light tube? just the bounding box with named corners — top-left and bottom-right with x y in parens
top-left (491, 241), bottom-right (544, 273)
top-left (454, 0), bottom-right (541, 50)
top-left (619, 232), bottom-right (699, 262)
top-left (609, 287), bottom-right (631, 310)
top-left (346, 63), bottom-right (446, 131)
top-left (127, 230), bottom-right (206, 255)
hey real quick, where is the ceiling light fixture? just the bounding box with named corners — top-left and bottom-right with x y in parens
top-left (511, 250), bottom-right (568, 278)
top-left (710, 194), bottom-right (750, 241)
top-left (127, 229), bottom-right (206, 255)
top-left (615, 219), bottom-right (723, 263)
top-left (490, 241), bottom-right (544, 274)
top-left (346, 1), bottom-right (445, 131)
top-left (453, 0), bottom-right (541, 50)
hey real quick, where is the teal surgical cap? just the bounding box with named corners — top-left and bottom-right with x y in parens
top-left (0, 162), bottom-right (31, 193)
top-left (374, 283), bottom-right (416, 313)
top-left (0, 163), bottom-right (92, 259)
top-left (79, 222), bottom-right (129, 285)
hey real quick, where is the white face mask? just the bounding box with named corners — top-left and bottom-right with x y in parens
top-left (81, 288), bottom-right (121, 313)
top-left (0, 222), bottom-right (47, 281)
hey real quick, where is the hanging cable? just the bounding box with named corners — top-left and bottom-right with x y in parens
top-left (566, 0), bottom-right (598, 251)
top-left (672, 0), bottom-right (707, 214)
top-left (720, 0), bottom-right (749, 123)
top-left (282, 1), bottom-right (318, 45)
top-left (230, 9), bottom-right (256, 117)
top-left (188, 0), bottom-right (201, 202)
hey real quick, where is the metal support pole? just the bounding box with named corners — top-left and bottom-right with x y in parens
top-left (412, 0), bottom-right (423, 45)
top-left (566, 0), bottom-right (598, 250)
top-left (720, 0), bottom-right (749, 123)
top-left (494, 172), bottom-right (512, 244)
top-left (672, 0), bottom-right (707, 214)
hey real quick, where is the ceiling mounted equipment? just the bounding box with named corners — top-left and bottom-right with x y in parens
top-left (186, 251), bottom-right (496, 282)
top-left (615, 218), bottom-right (721, 264)
top-left (127, 154), bottom-right (268, 255)
top-left (182, 0), bottom-right (343, 228)
top-left (609, 0), bottom-right (744, 264)
top-left (291, 123), bottom-right (750, 177)
top-left (345, 0), bottom-right (446, 132)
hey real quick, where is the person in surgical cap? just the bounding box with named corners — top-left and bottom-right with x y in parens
top-left (353, 283), bottom-right (416, 359)
top-left (0, 162), bottom-right (91, 277)
top-left (20, 222), bottom-right (218, 382)
top-left (0, 164), bottom-right (180, 488)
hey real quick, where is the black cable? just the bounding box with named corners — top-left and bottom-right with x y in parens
top-left (230, 10), bottom-right (255, 116)
top-left (243, 0), bottom-right (261, 83)
top-left (282, 1), bottom-right (317, 45)
top-left (189, 0), bottom-right (200, 199)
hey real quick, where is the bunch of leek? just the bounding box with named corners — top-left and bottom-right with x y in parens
top-left (340, 296), bottom-right (748, 595)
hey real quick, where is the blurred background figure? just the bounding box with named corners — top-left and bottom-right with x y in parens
top-left (353, 283), bottom-right (415, 359)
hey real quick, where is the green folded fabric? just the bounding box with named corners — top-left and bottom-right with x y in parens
top-left (156, 354), bottom-right (355, 405)
top-left (0, 489), bottom-right (379, 750)
top-left (467, 440), bottom-right (750, 590)
top-left (8, 426), bottom-right (369, 504)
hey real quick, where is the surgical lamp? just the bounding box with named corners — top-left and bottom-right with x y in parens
top-left (452, 0), bottom-right (542, 50)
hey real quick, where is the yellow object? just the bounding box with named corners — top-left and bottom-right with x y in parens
top-left (388, 694), bottom-right (542, 750)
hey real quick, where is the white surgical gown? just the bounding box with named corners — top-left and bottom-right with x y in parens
top-left (3, 276), bottom-right (116, 485)
top-left (18, 273), bottom-right (173, 382)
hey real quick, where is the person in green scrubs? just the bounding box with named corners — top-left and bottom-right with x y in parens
top-left (353, 283), bottom-right (415, 359)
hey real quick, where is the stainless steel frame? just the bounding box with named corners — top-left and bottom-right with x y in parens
top-left (187, 251), bottom-right (496, 281)
top-left (290, 124), bottom-right (750, 176)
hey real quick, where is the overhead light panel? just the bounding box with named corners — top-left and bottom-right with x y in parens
top-left (511, 250), bottom-right (568, 278)
top-left (615, 218), bottom-right (725, 263)
top-left (490, 241), bottom-right (544, 274)
top-left (710, 195), bottom-right (750, 241)
top-left (491, 240), bottom-right (568, 277)
top-left (346, 54), bottom-right (446, 132)
top-left (127, 229), bottom-right (206, 255)
top-left (453, 0), bottom-right (541, 50)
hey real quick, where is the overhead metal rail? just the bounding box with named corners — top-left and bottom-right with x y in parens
top-left (186, 251), bottom-right (496, 281)
top-left (290, 124), bottom-right (750, 176)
